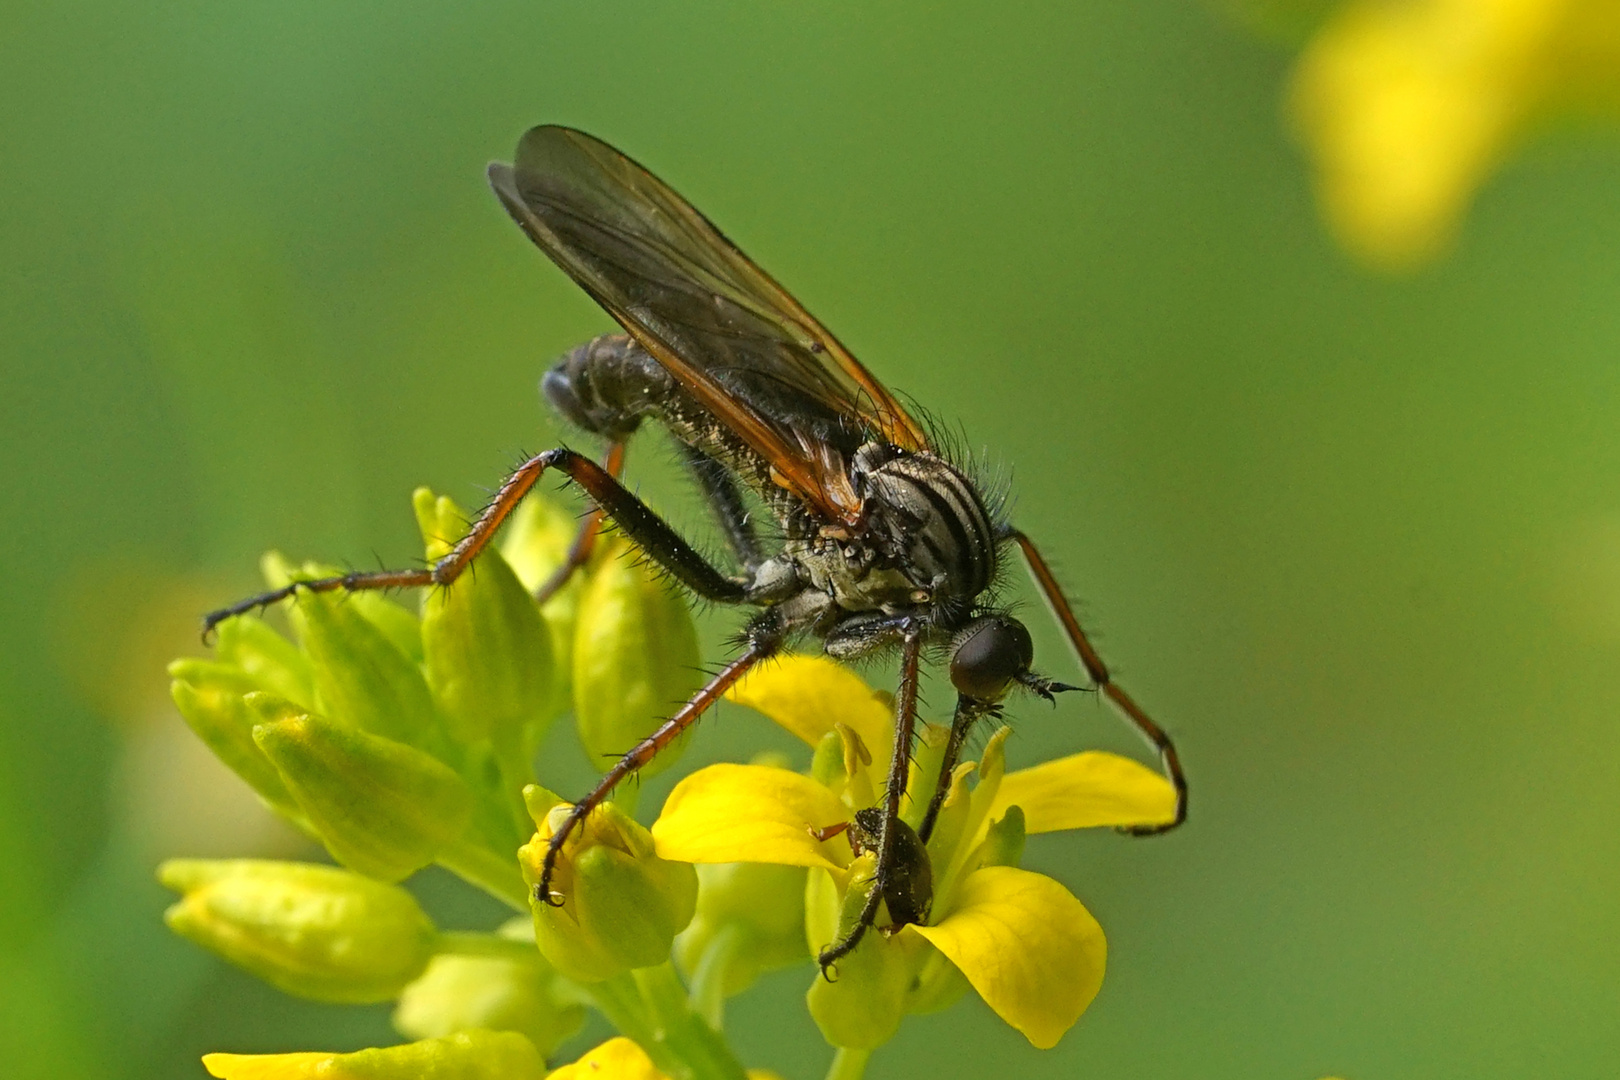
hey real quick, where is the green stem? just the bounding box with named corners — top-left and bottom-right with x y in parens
top-left (434, 931), bottom-right (536, 962)
top-left (688, 924), bottom-right (745, 1031)
top-left (585, 973), bottom-right (673, 1071)
top-left (637, 963), bottom-right (749, 1080)
top-left (436, 837), bottom-right (528, 911)
top-left (586, 964), bottom-right (748, 1080)
top-left (825, 1047), bottom-right (872, 1080)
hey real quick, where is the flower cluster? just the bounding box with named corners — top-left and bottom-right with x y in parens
top-left (163, 486), bottom-right (1175, 1080)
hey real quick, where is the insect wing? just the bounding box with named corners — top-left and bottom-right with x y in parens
top-left (488, 125), bottom-right (931, 525)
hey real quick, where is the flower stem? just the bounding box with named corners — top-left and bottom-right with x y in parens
top-left (825, 1047), bottom-right (872, 1080)
top-left (588, 964), bottom-right (748, 1080)
top-left (435, 837), bottom-right (528, 911)
top-left (638, 963), bottom-right (749, 1080)
top-left (687, 924), bottom-right (744, 1031)
top-left (434, 931), bottom-right (536, 962)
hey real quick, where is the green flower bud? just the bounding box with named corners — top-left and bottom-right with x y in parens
top-left (675, 860), bottom-right (810, 997)
top-left (804, 856), bottom-right (930, 1050)
top-left (251, 698), bottom-right (474, 882)
top-left (413, 488), bottom-right (555, 754)
top-left (263, 554), bottom-right (442, 752)
top-left (393, 920), bottom-right (585, 1058)
top-left (518, 787), bottom-right (697, 982)
top-left (202, 1030), bottom-right (545, 1080)
top-left (500, 493), bottom-right (585, 724)
top-left (572, 536), bottom-right (701, 778)
top-left (159, 859), bottom-right (436, 1003)
top-left (168, 660), bottom-right (300, 818)
top-left (212, 616), bottom-right (314, 709)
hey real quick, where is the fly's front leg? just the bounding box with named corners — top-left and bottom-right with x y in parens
top-left (1009, 529), bottom-right (1187, 832)
top-left (818, 620), bottom-right (924, 976)
top-left (917, 695), bottom-right (998, 843)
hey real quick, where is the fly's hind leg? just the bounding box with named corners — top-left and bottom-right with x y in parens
top-left (204, 445), bottom-right (749, 637)
top-left (530, 441), bottom-right (625, 606)
top-left (679, 442), bottom-right (765, 572)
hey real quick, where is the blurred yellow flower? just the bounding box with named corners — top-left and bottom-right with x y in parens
top-left (201, 1030), bottom-right (545, 1080)
top-left (650, 655), bottom-right (1177, 1050)
top-left (1290, 0), bottom-right (1620, 268)
top-left (547, 1037), bottom-right (783, 1080)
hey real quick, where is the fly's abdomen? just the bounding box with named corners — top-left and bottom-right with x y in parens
top-left (542, 333), bottom-right (674, 440)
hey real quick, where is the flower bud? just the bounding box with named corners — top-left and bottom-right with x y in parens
top-left (413, 489), bottom-right (556, 753)
top-left (250, 698), bottom-right (474, 882)
top-left (168, 660), bottom-right (300, 819)
top-left (212, 616), bottom-right (314, 709)
top-left (804, 856), bottom-right (930, 1050)
top-left (500, 492), bottom-right (584, 724)
top-left (674, 859), bottom-right (809, 996)
top-left (572, 536), bottom-right (701, 778)
top-left (201, 1030), bottom-right (545, 1080)
top-left (160, 859), bottom-right (436, 1003)
top-left (263, 554), bottom-right (442, 753)
top-left (394, 920), bottom-right (585, 1058)
top-left (518, 787), bottom-right (697, 982)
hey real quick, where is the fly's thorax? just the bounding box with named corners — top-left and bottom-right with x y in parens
top-left (853, 446), bottom-right (998, 605)
top-left (781, 536), bottom-right (915, 614)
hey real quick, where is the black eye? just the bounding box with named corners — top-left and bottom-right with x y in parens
top-left (949, 616), bottom-right (1034, 702)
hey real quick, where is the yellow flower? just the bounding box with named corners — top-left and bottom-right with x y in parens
top-left (1290, 0), bottom-right (1620, 269)
top-left (200, 1030), bottom-right (545, 1080)
top-left (649, 655), bottom-right (1177, 1050)
top-left (547, 1037), bottom-right (783, 1080)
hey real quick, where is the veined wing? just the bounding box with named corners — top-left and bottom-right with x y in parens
top-left (488, 124), bottom-right (931, 526)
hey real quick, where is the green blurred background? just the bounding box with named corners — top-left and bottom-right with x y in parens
top-left (4, 2), bottom-right (1619, 1078)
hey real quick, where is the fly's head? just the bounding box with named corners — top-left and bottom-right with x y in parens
top-left (948, 614), bottom-right (1082, 707)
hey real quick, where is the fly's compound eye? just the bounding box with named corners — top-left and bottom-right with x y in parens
top-left (949, 616), bottom-right (1035, 703)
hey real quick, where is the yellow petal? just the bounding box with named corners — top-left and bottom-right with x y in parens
top-left (907, 866), bottom-right (1105, 1050)
top-left (547, 1038), bottom-right (666, 1080)
top-left (202, 1031), bottom-right (545, 1079)
top-left (203, 1052), bottom-right (330, 1079)
top-left (992, 751), bottom-right (1177, 834)
top-left (653, 764), bottom-right (849, 870)
top-left (726, 655), bottom-right (893, 770)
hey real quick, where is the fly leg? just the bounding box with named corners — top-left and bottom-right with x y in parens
top-left (678, 442), bottom-right (765, 573)
top-left (535, 611), bottom-right (786, 904)
top-left (204, 447), bottom-right (748, 638)
top-left (916, 695), bottom-right (998, 843)
top-left (530, 441), bottom-right (625, 606)
top-left (1008, 529), bottom-right (1187, 832)
top-left (817, 620), bottom-right (924, 975)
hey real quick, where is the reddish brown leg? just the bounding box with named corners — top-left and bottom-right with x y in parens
top-left (1010, 530), bottom-right (1188, 833)
top-left (532, 441), bottom-right (626, 606)
top-left (203, 445), bottom-right (742, 639)
top-left (536, 639), bottom-right (776, 905)
top-left (817, 620), bottom-right (924, 974)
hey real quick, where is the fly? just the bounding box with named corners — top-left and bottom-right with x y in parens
top-left (203, 125), bottom-right (1188, 972)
